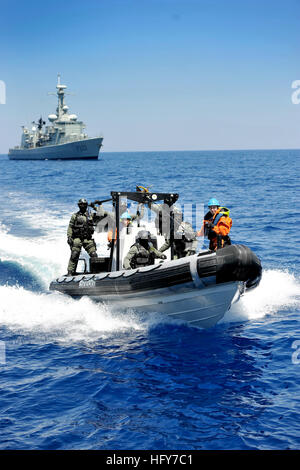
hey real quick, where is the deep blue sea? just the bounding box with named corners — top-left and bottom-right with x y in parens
top-left (0, 149), bottom-right (299, 450)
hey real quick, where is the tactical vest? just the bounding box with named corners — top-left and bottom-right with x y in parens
top-left (131, 243), bottom-right (153, 269)
top-left (72, 212), bottom-right (95, 239)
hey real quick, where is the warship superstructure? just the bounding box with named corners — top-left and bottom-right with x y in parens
top-left (9, 75), bottom-right (103, 160)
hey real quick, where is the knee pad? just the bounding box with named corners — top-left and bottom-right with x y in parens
top-left (72, 238), bottom-right (82, 248)
top-left (84, 239), bottom-right (97, 255)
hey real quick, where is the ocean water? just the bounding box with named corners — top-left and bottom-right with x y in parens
top-left (0, 149), bottom-right (299, 450)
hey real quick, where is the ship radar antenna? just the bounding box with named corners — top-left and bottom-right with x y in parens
top-left (37, 116), bottom-right (45, 130)
top-left (47, 75), bottom-right (76, 119)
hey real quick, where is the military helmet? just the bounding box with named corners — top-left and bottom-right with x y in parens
top-left (136, 230), bottom-right (151, 242)
top-left (78, 198), bottom-right (88, 205)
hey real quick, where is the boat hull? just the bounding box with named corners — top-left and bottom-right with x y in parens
top-left (89, 280), bottom-right (241, 329)
top-left (49, 245), bottom-right (262, 329)
top-left (8, 136), bottom-right (103, 160)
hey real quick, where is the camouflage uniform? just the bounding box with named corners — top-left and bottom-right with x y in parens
top-left (123, 242), bottom-right (166, 270)
top-left (67, 210), bottom-right (101, 275)
top-left (159, 221), bottom-right (198, 259)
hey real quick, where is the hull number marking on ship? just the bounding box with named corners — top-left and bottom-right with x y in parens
top-left (76, 144), bottom-right (87, 152)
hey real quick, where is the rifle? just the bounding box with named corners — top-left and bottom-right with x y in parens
top-left (89, 198), bottom-right (112, 208)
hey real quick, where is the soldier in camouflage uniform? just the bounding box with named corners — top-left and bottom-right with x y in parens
top-left (145, 200), bottom-right (177, 238)
top-left (67, 198), bottom-right (102, 275)
top-left (146, 202), bottom-right (198, 259)
top-left (159, 219), bottom-right (198, 259)
top-left (123, 230), bottom-right (166, 270)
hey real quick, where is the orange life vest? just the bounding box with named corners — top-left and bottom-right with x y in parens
top-left (209, 208), bottom-right (232, 250)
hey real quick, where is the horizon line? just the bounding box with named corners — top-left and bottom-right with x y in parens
top-left (100, 147), bottom-right (300, 154)
top-left (1, 147), bottom-right (300, 156)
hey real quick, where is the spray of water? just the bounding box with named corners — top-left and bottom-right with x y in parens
top-left (1, 209), bottom-right (299, 342)
top-left (223, 269), bottom-right (300, 323)
top-left (0, 285), bottom-right (144, 344)
top-left (0, 228), bottom-right (67, 288)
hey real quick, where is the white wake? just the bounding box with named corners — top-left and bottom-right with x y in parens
top-left (223, 269), bottom-right (300, 323)
top-left (0, 205), bottom-right (299, 342)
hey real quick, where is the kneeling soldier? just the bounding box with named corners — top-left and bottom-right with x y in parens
top-left (123, 230), bottom-right (166, 270)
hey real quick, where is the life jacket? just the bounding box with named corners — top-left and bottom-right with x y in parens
top-left (130, 243), bottom-right (154, 269)
top-left (211, 207), bottom-right (230, 228)
top-left (72, 211), bottom-right (95, 239)
top-left (209, 207), bottom-right (232, 250)
top-left (108, 228), bottom-right (117, 243)
top-left (107, 222), bottom-right (133, 243)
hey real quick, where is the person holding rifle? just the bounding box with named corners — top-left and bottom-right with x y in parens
top-left (66, 198), bottom-right (103, 275)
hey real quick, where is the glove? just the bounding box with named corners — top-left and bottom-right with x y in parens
top-left (67, 237), bottom-right (73, 247)
top-left (186, 250), bottom-right (196, 256)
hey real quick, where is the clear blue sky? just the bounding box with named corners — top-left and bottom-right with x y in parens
top-left (1, 0), bottom-right (300, 152)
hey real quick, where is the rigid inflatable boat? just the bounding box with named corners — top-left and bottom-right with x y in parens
top-left (49, 191), bottom-right (262, 328)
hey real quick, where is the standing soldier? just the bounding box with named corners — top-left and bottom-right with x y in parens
top-left (158, 213), bottom-right (198, 258)
top-left (67, 198), bottom-right (101, 275)
top-left (145, 199), bottom-right (197, 254)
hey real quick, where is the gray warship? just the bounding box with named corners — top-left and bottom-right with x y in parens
top-left (9, 75), bottom-right (103, 160)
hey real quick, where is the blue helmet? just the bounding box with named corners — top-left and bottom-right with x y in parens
top-left (208, 197), bottom-right (220, 208)
top-left (120, 211), bottom-right (132, 220)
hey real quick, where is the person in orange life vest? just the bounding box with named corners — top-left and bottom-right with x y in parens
top-left (197, 198), bottom-right (232, 251)
top-left (107, 211), bottom-right (133, 245)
